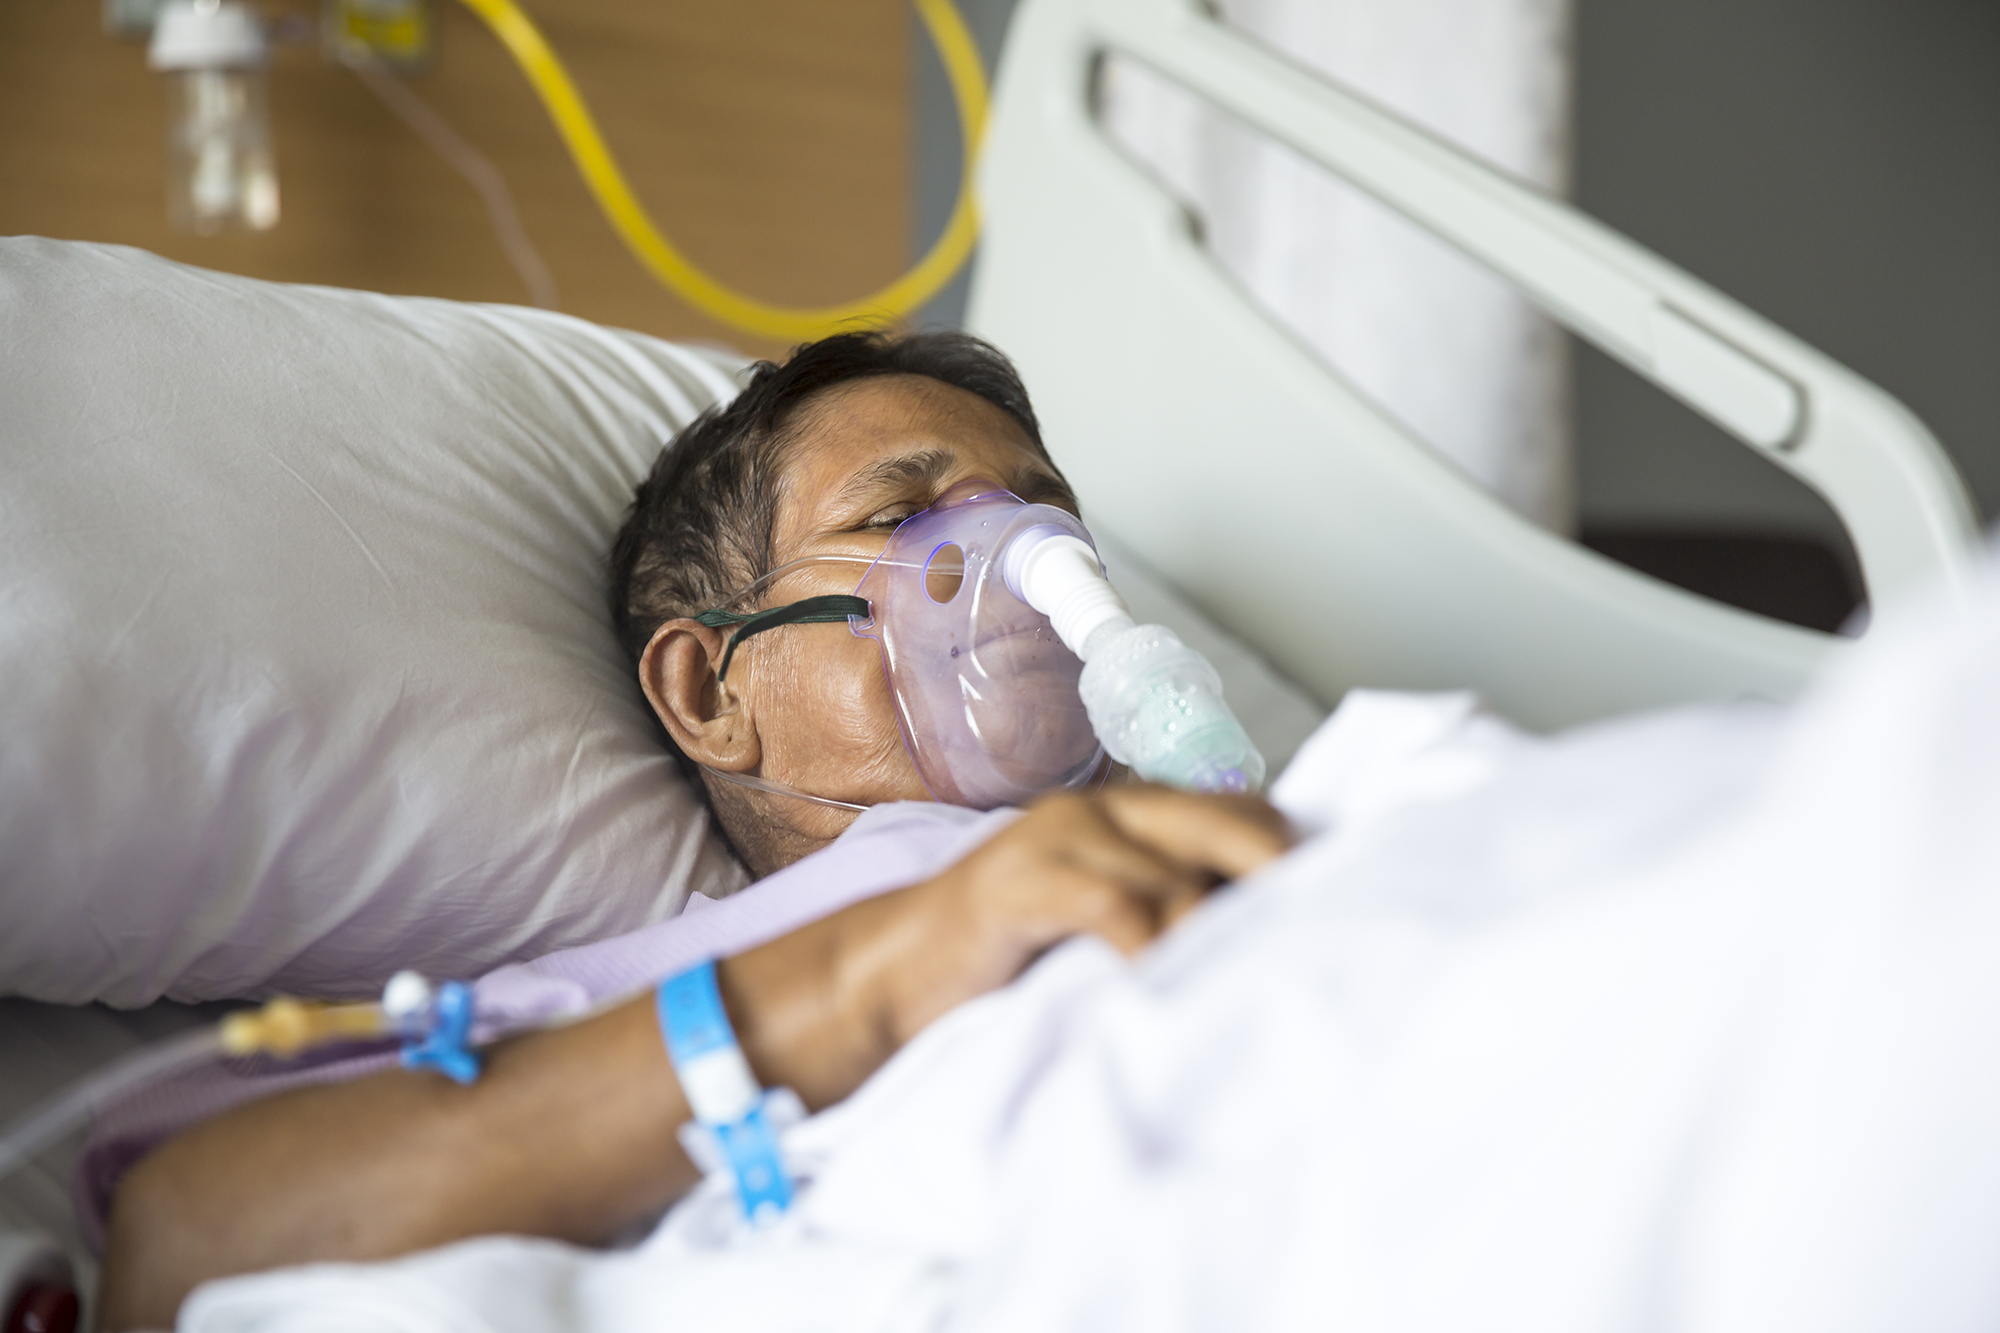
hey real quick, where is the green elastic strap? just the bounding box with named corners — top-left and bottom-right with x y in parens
top-left (696, 595), bottom-right (870, 680)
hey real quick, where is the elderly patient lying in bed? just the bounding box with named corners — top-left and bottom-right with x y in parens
top-left (98, 331), bottom-right (2000, 1333)
top-left (96, 332), bottom-right (1290, 1327)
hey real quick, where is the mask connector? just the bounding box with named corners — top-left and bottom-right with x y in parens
top-left (1003, 529), bottom-right (1135, 655)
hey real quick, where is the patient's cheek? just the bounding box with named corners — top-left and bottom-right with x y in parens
top-left (760, 630), bottom-right (927, 805)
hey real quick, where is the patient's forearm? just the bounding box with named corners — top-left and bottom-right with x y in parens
top-left (98, 995), bottom-right (697, 1329)
top-left (98, 898), bottom-right (906, 1331)
top-left (99, 788), bottom-right (1287, 1329)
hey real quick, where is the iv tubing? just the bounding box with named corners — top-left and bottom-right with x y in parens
top-left (704, 765), bottom-right (870, 814)
top-left (0, 1027), bottom-right (223, 1182)
top-left (0, 983), bottom-right (653, 1189)
top-left (0, 997), bottom-right (387, 1185)
top-left (349, 56), bottom-right (560, 310)
top-left (453, 0), bottom-right (990, 341)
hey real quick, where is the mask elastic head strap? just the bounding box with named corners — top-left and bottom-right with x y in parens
top-left (695, 595), bottom-right (870, 680)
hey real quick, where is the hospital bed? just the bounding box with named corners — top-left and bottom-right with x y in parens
top-left (970, 0), bottom-right (1983, 731)
top-left (0, 0), bottom-right (1985, 1321)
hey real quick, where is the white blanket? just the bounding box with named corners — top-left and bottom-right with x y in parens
top-left (185, 560), bottom-right (2000, 1333)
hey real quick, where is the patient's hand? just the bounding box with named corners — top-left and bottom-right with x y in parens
top-left (722, 786), bottom-right (1290, 1108)
top-left (888, 786), bottom-right (1288, 1030)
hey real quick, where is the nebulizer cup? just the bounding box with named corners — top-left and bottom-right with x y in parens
top-left (1074, 621), bottom-right (1265, 793)
top-left (149, 0), bottom-right (280, 234)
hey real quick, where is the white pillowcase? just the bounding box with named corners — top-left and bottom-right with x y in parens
top-left (0, 239), bottom-right (751, 1005)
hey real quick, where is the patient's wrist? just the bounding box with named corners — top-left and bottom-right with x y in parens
top-left (713, 891), bottom-right (912, 1111)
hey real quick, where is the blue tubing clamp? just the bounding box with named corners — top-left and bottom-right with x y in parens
top-left (399, 979), bottom-right (482, 1085)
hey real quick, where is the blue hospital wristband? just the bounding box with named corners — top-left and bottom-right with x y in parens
top-left (656, 959), bottom-right (794, 1223)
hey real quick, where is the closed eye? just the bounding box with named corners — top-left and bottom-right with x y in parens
top-left (856, 503), bottom-right (923, 531)
top-left (833, 449), bottom-right (956, 524)
top-left (829, 448), bottom-right (1078, 533)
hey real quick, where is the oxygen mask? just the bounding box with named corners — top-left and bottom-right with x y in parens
top-left (694, 479), bottom-right (1264, 815)
top-left (696, 480), bottom-right (1105, 812)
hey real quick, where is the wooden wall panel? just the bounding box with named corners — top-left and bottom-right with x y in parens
top-left (0, 0), bottom-right (910, 359)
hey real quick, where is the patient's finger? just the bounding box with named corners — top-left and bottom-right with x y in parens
top-left (1028, 862), bottom-right (1162, 957)
top-left (1095, 787), bottom-right (1292, 881)
top-left (1048, 797), bottom-right (1216, 906)
top-left (982, 845), bottom-right (1186, 949)
top-left (983, 792), bottom-right (1196, 905)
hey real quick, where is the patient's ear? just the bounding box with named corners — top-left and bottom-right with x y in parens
top-left (640, 620), bottom-right (760, 772)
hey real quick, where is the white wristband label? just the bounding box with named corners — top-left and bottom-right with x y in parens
top-left (676, 1045), bottom-right (761, 1125)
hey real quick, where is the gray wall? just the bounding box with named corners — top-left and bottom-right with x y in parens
top-left (1575, 0), bottom-right (1999, 543)
top-left (912, 0), bottom-right (1020, 331)
top-left (916, 0), bottom-right (2000, 545)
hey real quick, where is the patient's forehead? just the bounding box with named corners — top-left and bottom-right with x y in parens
top-left (772, 374), bottom-right (1071, 557)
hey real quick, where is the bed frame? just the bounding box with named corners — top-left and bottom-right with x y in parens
top-left (968, 0), bottom-right (1982, 730)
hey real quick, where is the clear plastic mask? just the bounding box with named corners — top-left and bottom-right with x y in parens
top-left (698, 480), bottom-right (1106, 811)
top-left (851, 480), bottom-right (1105, 808)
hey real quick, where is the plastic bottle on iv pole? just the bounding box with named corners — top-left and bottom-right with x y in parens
top-left (1006, 529), bottom-right (1267, 794)
top-left (148, 0), bottom-right (280, 234)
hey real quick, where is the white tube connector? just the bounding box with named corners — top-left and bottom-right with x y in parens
top-left (381, 969), bottom-right (434, 1027)
top-left (148, 0), bottom-right (268, 70)
top-left (1003, 528), bottom-right (1134, 660)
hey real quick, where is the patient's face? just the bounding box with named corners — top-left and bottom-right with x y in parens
top-left (720, 374), bottom-right (1076, 850)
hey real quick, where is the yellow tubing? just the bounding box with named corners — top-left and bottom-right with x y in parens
top-left (453, 0), bottom-right (990, 342)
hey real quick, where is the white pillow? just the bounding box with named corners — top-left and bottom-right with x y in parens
top-left (0, 239), bottom-right (751, 1005)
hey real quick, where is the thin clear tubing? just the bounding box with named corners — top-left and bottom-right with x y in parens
top-left (0, 1027), bottom-right (224, 1184)
top-left (696, 554), bottom-right (885, 813)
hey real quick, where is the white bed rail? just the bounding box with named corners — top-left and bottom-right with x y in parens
top-left (969, 0), bottom-right (1982, 729)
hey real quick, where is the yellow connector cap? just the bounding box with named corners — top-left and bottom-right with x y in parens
top-left (219, 997), bottom-right (388, 1058)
